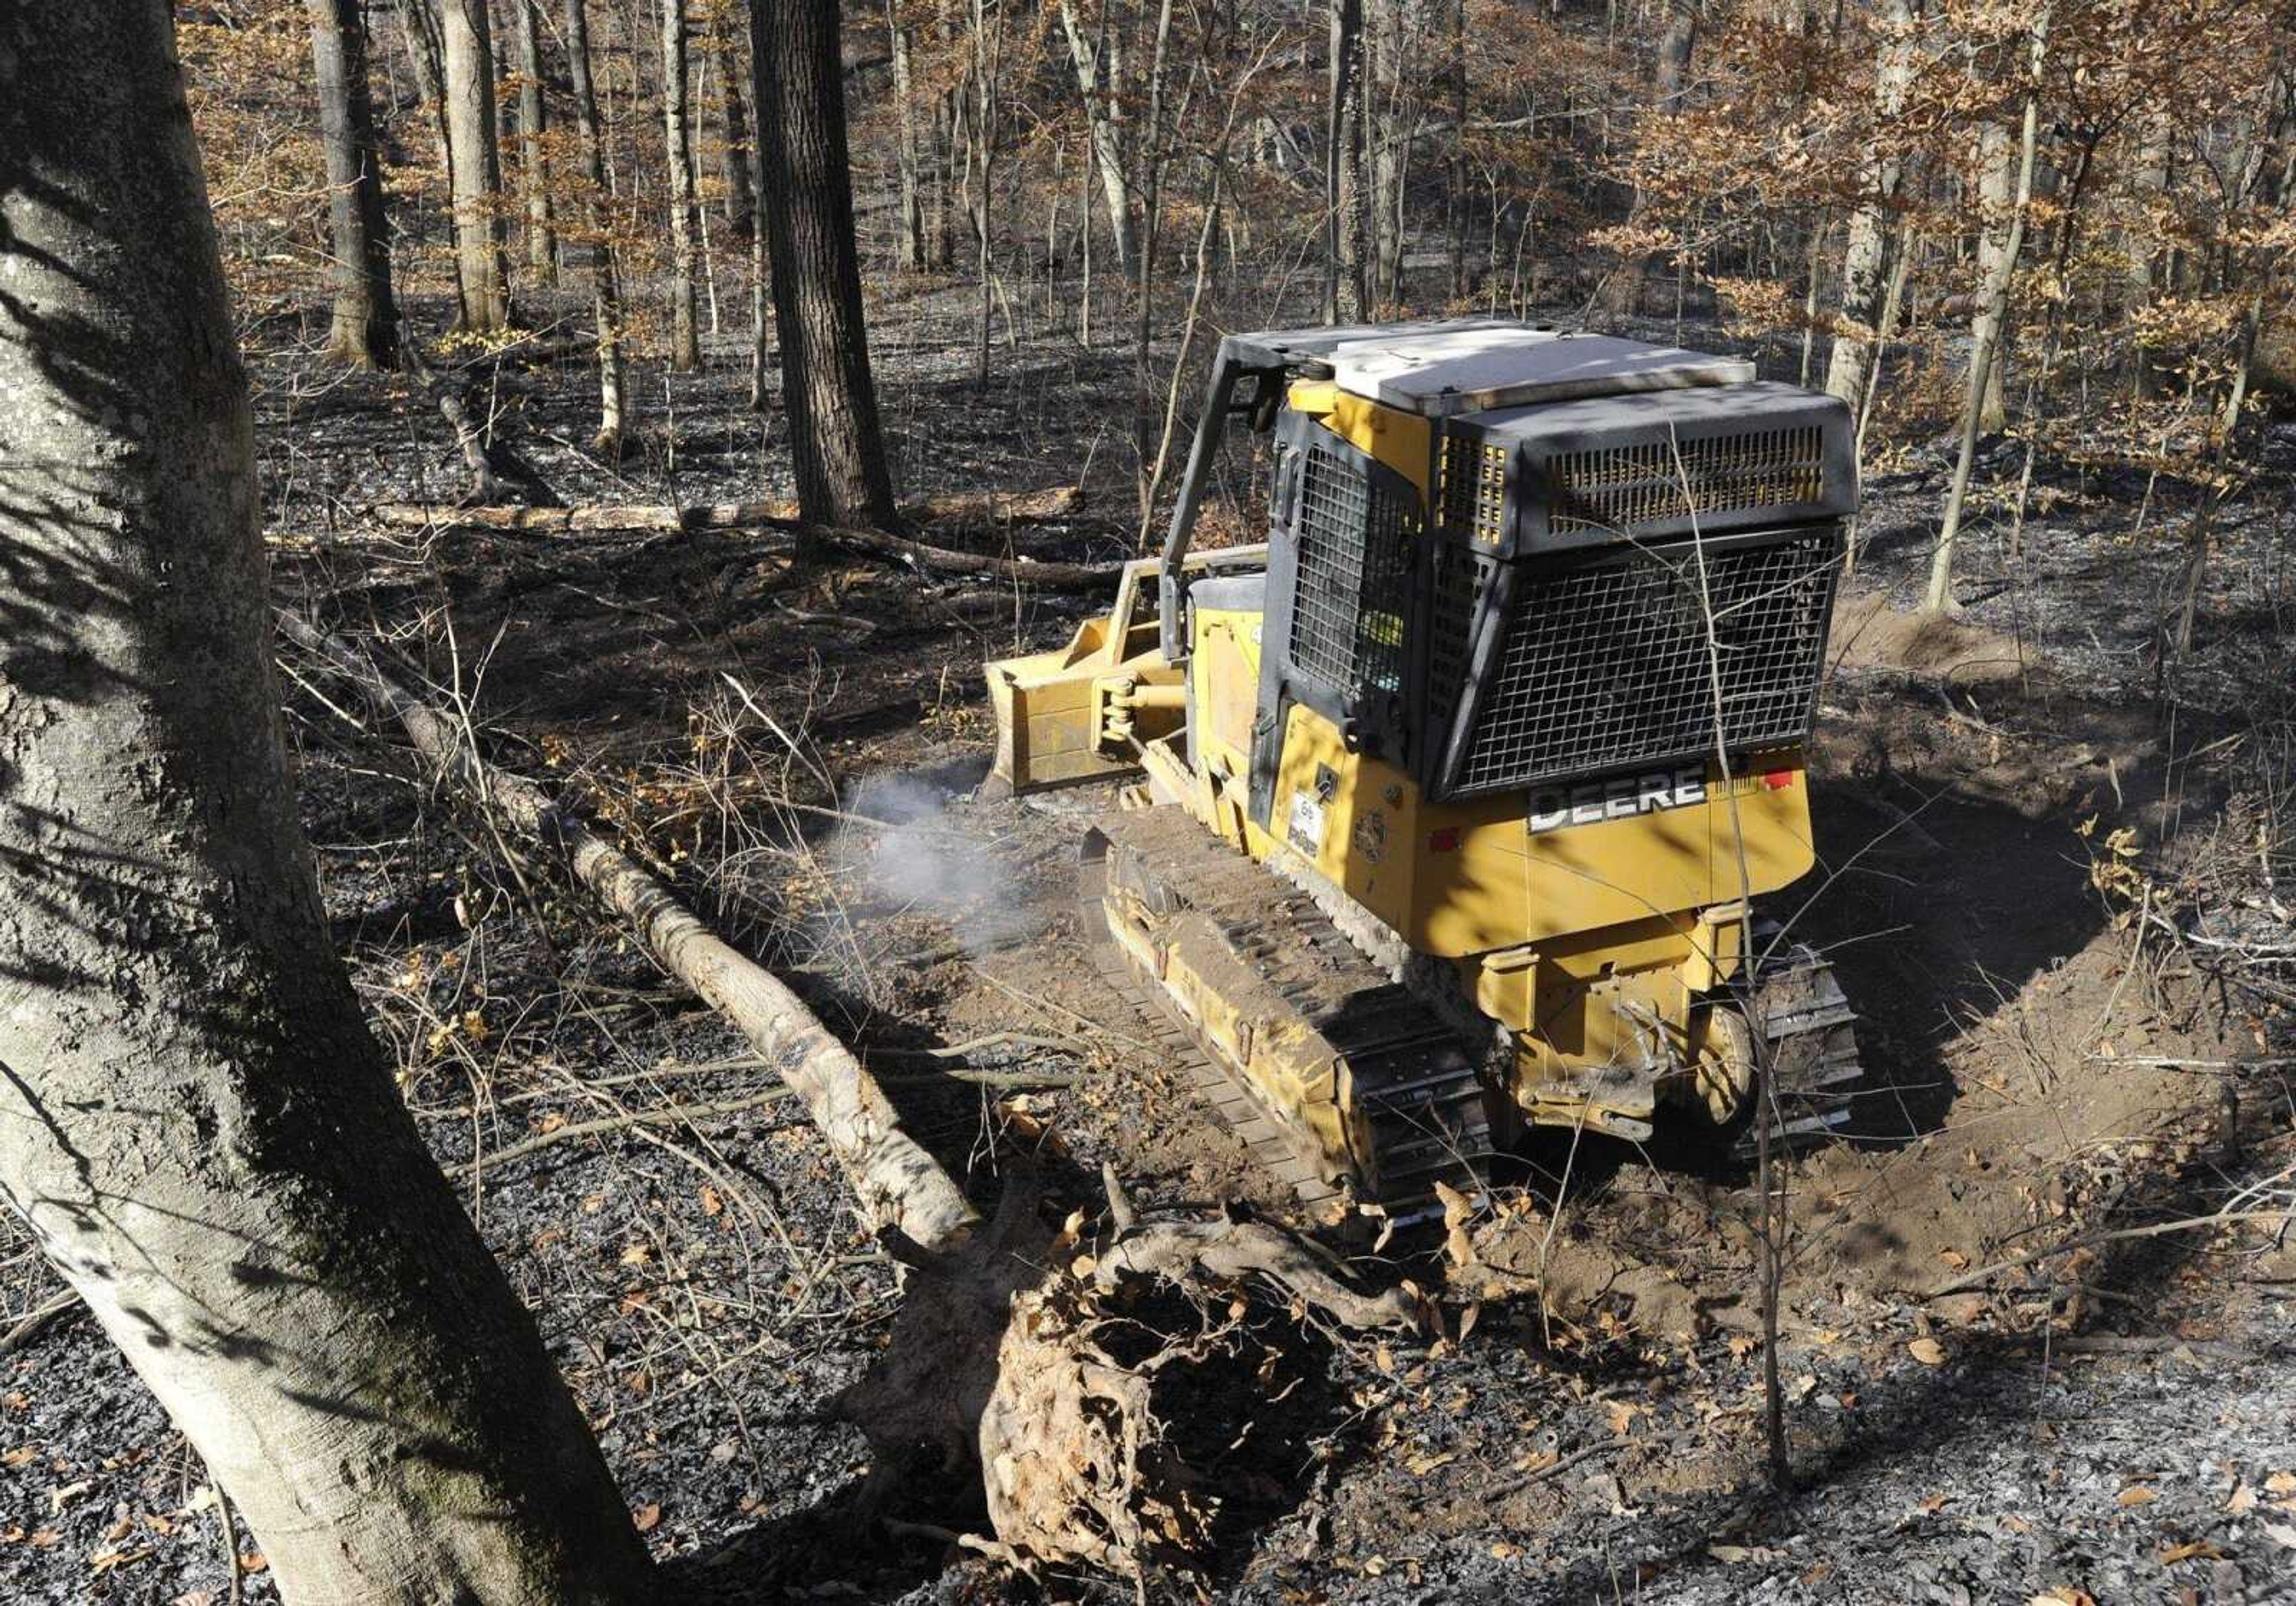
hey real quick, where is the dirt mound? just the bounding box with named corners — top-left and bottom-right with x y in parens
top-left (1829, 590), bottom-right (2029, 685)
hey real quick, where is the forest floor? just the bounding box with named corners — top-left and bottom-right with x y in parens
top-left (2, 287), bottom-right (2293, 1605)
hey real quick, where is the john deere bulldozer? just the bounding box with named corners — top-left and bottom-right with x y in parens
top-left (986, 320), bottom-right (1862, 1214)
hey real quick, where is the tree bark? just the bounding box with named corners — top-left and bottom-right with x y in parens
top-left (663, 0), bottom-right (703, 371)
top-left (1367, 0), bottom-right (1406, 307)
top-left (441, 0), bottom-right (512, 330)
top-left (0, 7), bottom-right (652, 1599)
top-left (713, 1), bottom-right (758, 241)
top-left (1926, 8), bottom-right (2047, 616)
top-left (1970, 117), bottom-right (2014, 433)
top-left (752, 0), bottom-right (901, 538)
top-left (307, 0), bottom-right (401, 366)
top-left (511, 0), bottom-right (557, 283)
top-left (1326, 0), bottom-right (1367, 321)
top-left (1057, 0), bottom-right (1137, 274)
top-left (889, 0), bottom-right (928, 270)
top-left (1824, 0), bottom-right (1918, 413)
top-left (566, 0), bottom-right (634, 454)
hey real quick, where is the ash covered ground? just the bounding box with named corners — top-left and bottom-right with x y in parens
top-left (1, 289), bottom-right (2292, 1605)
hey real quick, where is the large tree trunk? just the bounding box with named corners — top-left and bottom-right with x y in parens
top-left (1057, 0), bottom-right (1137, 274)
top-left (567, 0), bottom-right (634, 454)
top-left (511, 0), bottom-right (557, 283)
top-left (307, 0), bottom-right (401, 366)
top-left (0, 6), bottom-right (652, 1601)
top-left (1824, 0), bottom-right (1918, 412)
top-left (663, 0), bottom-right (703, 371)
top-left (752, 0), bottom-right (901, 538)
top-left (1326, 0), bottom-right (1367, 321)
top-left (441, 0), bottom-right (512, 330)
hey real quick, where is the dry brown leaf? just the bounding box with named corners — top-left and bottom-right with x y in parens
top-left (2117, 1485), bottom-right (2157, 1507)
top-left (2266, 1471), bottom-right (2296, 1495)
top-left (633, 1503), bottom-right (662, 1534)
top-left (1907, 1338), bottom-right (1947, 1366)
top-left (239, 1552), bottom-right (268, 1574)
top-left (2157, 1540), bottom-right (2225, 1564)
top-left (1457, 1303), bottom-right (1482, 1344)
top-left (699, 1185), bottom-right (722, 1218)
top-left (1937, 1249), bottom-right (1969, 1269)
top-left (0, 1445), bottom-right (35, 1468)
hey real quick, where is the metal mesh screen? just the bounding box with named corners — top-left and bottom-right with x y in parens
top-left (1547, 427), bottom-right (1824, 538)
top-left (1424, 544), bottom-right (1486, 747)
top-left (1289, 440), bottom-right (1414, 698)
top-left (1448, 529), bottom-right (1840, 796)
top-left (1439, 436), bottom-right (1509, 547)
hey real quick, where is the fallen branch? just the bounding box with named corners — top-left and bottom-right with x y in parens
top-left (1926, 1208), bottom-right (2291, 1299)
top-left (444, 1068), bottom-right (1084, 1175)
top-left (276, 608), bottom-right (978, 1250)
top-left (364, 491), bottom-right (1125, 591)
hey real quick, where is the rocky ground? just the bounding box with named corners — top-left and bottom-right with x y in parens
top-left (1, 285), bottom-right (2292, 1604)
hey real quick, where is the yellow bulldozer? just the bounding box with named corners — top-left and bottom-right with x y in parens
top-left (985, 320), bottom-right (1862, 1214)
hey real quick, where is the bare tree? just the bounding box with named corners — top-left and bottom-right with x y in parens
top-left (511, 0), bottom-right (557, 283)
top-left (664, 0), bottom-right (703, 370)
top-left (567, 0), bottom-right (634, 452)
top-left (712, 0), bottom-right (758, 240)
top-left (1824, 0), bottom-right (1919, 414)
top-left (441, 0), bottom-right (512, 330)
top-left (1926, 7), bottom-right (2049, 615)
top-left (751, 0), bottom-right (900, 537)
top-left (0, 5), bottom-right (652, 1598)
top-left (1327, 0), bottom-right (1368, 320)
top-left (1970, 117), bottom-right (2014, 433)
top-left (1057, 0), bottom-right (1138, 273)
top-left (307, 0), bottom-right (399, 365)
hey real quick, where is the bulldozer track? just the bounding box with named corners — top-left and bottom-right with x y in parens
top-left (1737, 921), bottom-right (1866, 1155)
top-left (1080, 807), bottom-right (1497, 1219)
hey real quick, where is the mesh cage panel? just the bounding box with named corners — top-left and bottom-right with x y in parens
top-left (1288, 439), bottom-right (1415, 699)
top-left (1448, 529), bottom-right (1840, 796)
top-left (1439, 436), bottom-right (1509, 546)
top-left (1548, 427), bottom-right (1824, 538)
top-left (1424, 544), bottom-right (1486, 746)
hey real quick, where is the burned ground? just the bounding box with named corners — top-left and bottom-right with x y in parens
top-left (1, 296), bottom-right (2292, 1605)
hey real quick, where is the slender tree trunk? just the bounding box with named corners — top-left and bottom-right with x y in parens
top-left (970, 0), bottom-right (1003, 381)
top-left (713, 4), bottom-right (758, 241)
top-left (752, 0), bottom-right (901, 537)
top-left (2126, 109), bottom-right (2170, 392)
top-left (567, 0), bottom-right (633, 452)
top-left (662, 0), bottom-right (702, 370)
top-left (1448, 0), bottom-right (1467, 300)
top-left (442, 0), bottom-right (512, 330)
top-left (885, 0), bottom-right (924, 270)
top-left (1058, 0), bottom-right (1137, 274)
top-left (1970, 118), bottom-right (2014, 433)
top-left (0, 7), bottom-right (653, 1600)
top-left (1367, 0), bottom-right (1406, 308)
top-left (1926, 7), bottom-right (2048, 616)
top-left (397, 0), bottom-right (451, 156)
top-left (309, 0), bottom-right (401, 366)
top-left (512, 0), bottom-right (557, 284)
top-left (1327, 0), bottom-right (1366, 320)
top-left (1824, 0), bottom-right (1917, 411)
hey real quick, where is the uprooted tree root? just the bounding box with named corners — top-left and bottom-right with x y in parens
top-left (845, 1167), bottom-right (1415, 1586)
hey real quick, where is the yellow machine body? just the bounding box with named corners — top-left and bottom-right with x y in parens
top-left (987, 322), bottom-right (1858, 1177)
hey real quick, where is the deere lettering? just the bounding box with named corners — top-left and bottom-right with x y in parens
top-left (1528, 765), bottom-right (1708, 835)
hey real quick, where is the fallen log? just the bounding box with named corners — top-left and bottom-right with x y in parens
top-left (363, 490), bottom-right (1126, 591)
top-left (371, 483), bottom-right (1080, 532)
top-left (275, 607), bottom-right (977, 1250)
